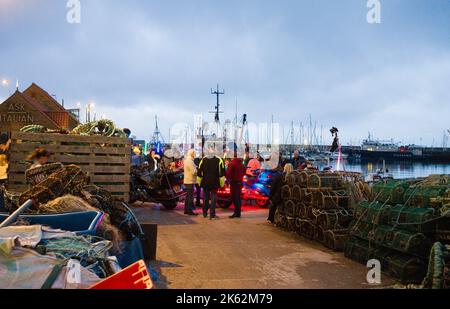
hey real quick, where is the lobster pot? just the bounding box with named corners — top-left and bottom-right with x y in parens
top-left (307, 173), bottom-right (344, 190)
top-left (404, 185), bottom-right (449, 209)
top-left (323, 229), bottom-right (349, 251)
top-left (319, 175), bottom-right (344, 190)
top-left (286, 216), bottom-right (297, 231)
top-left (291, 185), bottom-right (303, 201)
top-left (298, 203), bottom-right (308, 219)
top-left (317, 210), bottom-right (353, 230)
top-left (8, 132), bottom-right (131, 201)
top-left (372, 180), bottom-right (409, 205)
top-left (285, 173), bottom-right (297, 187)
top-left (302, 191), bottom-right (313, 205)
top-left (274, 209), bottom-right (287, 228)
top-left (375, 250), bottom-right (427, 284)
top-left (298, 219), bottom-right (316, 240)
top-left (372, 226), bottom-right (431, 257)
top-left (387, 205), bottom-right (437, 233)
top-left (297, 171), bottom-right (310, 187)
top-left (281, 185), bottom-right (292, 200)
top-left (284, 200), bottom-right (297, 217)
top-left (315, 225), bottom-right (325, 243)
top-left (344, 237), bottom-right (375, 264)
top-left (307, 174), bottom-right (321, 189)
top-left (306, 206), bottom-right (318, 225)
top-left (349, 221), bottom-right (376, 241)
top-left (354, 201), bottom-right (392, 226)
top-left (311, 191), bottom-right (346, 210)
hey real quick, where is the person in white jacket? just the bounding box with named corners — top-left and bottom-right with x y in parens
top-left (183, 149), bottom-right (198, 215)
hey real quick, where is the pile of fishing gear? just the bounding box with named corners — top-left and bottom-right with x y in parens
top-left (1, 163), bottom-right (152, 289)
top-left (275, 170), bottom-right (370, 251)
top-left (20, 119), bottom-right (128, 138)
top-left (5, 164), bottom-right (141, 245)
top-left (344, 176), bottom-right (450, 284)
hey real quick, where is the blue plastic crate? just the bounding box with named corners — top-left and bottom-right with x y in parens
top-left (0, 211), bottom-right (104, 236)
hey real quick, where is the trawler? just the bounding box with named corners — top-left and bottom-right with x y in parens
top-left (347, 134), bottom-right (416, 161)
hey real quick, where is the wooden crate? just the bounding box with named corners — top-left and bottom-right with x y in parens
top-left (8, 132), bottom-right (131, 201)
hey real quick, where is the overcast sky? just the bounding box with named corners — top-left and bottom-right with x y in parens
top-left (0, 0), bottom-right (449, 146)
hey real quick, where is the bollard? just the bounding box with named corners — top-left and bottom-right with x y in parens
top-left (140, 222), bottom-right (158, 261)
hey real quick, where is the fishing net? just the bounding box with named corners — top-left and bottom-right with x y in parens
top-left (40, 195), bottom-right (123, 247)
top-left (35, 235), bottom-right (115, 279)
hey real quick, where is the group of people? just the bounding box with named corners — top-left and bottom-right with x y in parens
top-left (182, 147), bottom-right (316, 222)
top-left (183, 147), bottom-right (245, 220)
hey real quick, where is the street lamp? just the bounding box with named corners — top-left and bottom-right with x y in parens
top-left (85, 102), bottom-right (96, 123)
top-left (1, 79), bottom-right (11, 96)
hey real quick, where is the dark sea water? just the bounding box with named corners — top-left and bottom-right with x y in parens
top-left (324, 161), bottom-right (450, 179)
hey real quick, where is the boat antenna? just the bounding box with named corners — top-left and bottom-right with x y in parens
top-left (152, 115), bottom-right (164, 144)
top-left (210, 84), bottom-right (225, 122)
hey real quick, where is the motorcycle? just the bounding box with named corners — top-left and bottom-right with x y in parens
top-left (243, 169), bottom-right (281, 207)
top-left (129, 165), bottom-right (186, 210)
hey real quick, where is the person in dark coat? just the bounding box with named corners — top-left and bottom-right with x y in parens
top-left (194, 156), bottom-right (202, 207)
top-left (267, 163), bottom-right (293, 223)
top-left (197, 148), bottom-right (225, 220)
top-left (226, 155), bottom-right (247, 219)
top-left (290, 150), bottom-right (306, 170)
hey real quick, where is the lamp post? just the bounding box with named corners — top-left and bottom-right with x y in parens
top-left (1, 79), bottom-right (11, 95)
top-left (86, 102), bottom-right (95, 123)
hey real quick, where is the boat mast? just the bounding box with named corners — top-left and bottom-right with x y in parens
top-left (210, 84), bottom-right (225, 123)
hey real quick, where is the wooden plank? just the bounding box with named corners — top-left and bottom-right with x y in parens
top-left (7, 184), bottom-right (28, 192)
top-left (11, 144), bottom-right (130, 155)
top-left (85, 166), bottom-right (131, 174)
top-left (11, 132), bottom-right (131, 145)
top-left (9, 153), bottom-right (130, 164)
top-left (9, 163), bottom-right (130, 175)
top-left (91, 185), bottom-right (129, 192)
top-left (8, 174), bottom-right (27, 182)
top-left (91, 175), bottom-right (130, 182)
top-left (8, 163), bottom-right (30, 172)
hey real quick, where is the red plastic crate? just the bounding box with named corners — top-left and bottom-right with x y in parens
top-left (90, 260), bottom-right (154, 290)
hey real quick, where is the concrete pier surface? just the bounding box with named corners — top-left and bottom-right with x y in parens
top-left (133, 203), bottom-right (394, 289)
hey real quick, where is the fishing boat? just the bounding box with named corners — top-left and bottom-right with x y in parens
top-left (365, 160), bottom-right (394, 182)
top-left (348, 134), bottom-right (415, 161)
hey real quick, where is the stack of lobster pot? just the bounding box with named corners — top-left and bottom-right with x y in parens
top-left (344, 176), bottom-right (450, 284)
top-left (275, 170), bottom-right (368, 251)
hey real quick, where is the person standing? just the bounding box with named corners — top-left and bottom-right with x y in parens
top-left (183, 149), bottom-right (198, 216)
top-left (291, 150), bottom-right (306, 170)
top-left (197, 147), bottom-right (225, 220)
top-left (246, 153), bottom-right (261, 179)
top-left (194, 156), bottom-right (202, 207)
top-left (226, 154), bottom-right (247, 219)
top-left (267, 163), bottom-right (294, 223)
